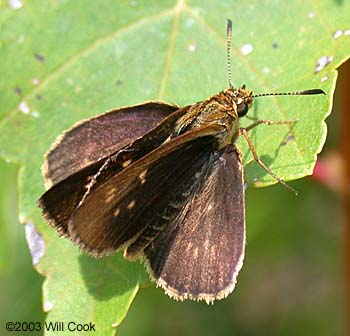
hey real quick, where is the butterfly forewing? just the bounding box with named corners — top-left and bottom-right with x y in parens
top-left (44, 102), bottom-right (178, 187)
top-left (144, 145), bottom-right (245, 303)
top-left (38, 104), bottom-right (190, 236)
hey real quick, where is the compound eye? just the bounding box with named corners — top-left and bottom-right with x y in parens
top-left (237, 102), bottom-right (249, 117)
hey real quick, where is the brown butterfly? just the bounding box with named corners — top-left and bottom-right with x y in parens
top-left (38, 19), bottom-right (325, 303)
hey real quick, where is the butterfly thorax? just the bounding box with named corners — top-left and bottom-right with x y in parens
top-left (174, 85), bottom-right (253, 148)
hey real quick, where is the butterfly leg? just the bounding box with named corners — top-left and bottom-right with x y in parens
top-left (244, 118), bottom-right (298, 132)
top-left (239, 126), bottom-right (298, 195)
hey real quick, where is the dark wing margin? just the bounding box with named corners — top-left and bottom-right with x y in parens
top-left (144, 144), bottom-right (245, 304)
top-left (66, 124), bottom-right (224, 257)
top-left (43, 102), bottom-right (178, 187)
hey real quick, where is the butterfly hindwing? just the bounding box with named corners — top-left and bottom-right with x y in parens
top-left (143, 145), bottom-right (245, 303)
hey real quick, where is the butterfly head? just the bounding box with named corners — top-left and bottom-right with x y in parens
top-left (225, 85), bottom-right (253, 118)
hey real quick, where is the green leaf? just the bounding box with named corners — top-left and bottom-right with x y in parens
top-left (0, 0), bottom-right (349, 334)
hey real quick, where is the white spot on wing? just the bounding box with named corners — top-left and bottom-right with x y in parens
top-left (127, 200), bottom-right (136, 210)
top-left (139, 169), bottom-right (148, 184)
top-left (113, 208), bottom-right (120, 217)
top-left (308, 12), bottom-right (315, 18)
top-left (122, 159), bottom-right (132, 168)
top-left (105, 194), bottom-right (114, 203)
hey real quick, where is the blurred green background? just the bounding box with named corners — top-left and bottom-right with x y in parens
top-left (0, 63), bottom-right (346, 335)
top-left (1, 0), bottom-right (349, 332)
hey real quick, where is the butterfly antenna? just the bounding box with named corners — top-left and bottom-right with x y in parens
top-left (252, 89), bottom-right (326, 98)
top-left (227, 19), bottom-right (233, 89)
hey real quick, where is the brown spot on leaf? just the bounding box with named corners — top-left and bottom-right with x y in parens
top-left (34, 53), bottom-right (45, 62)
